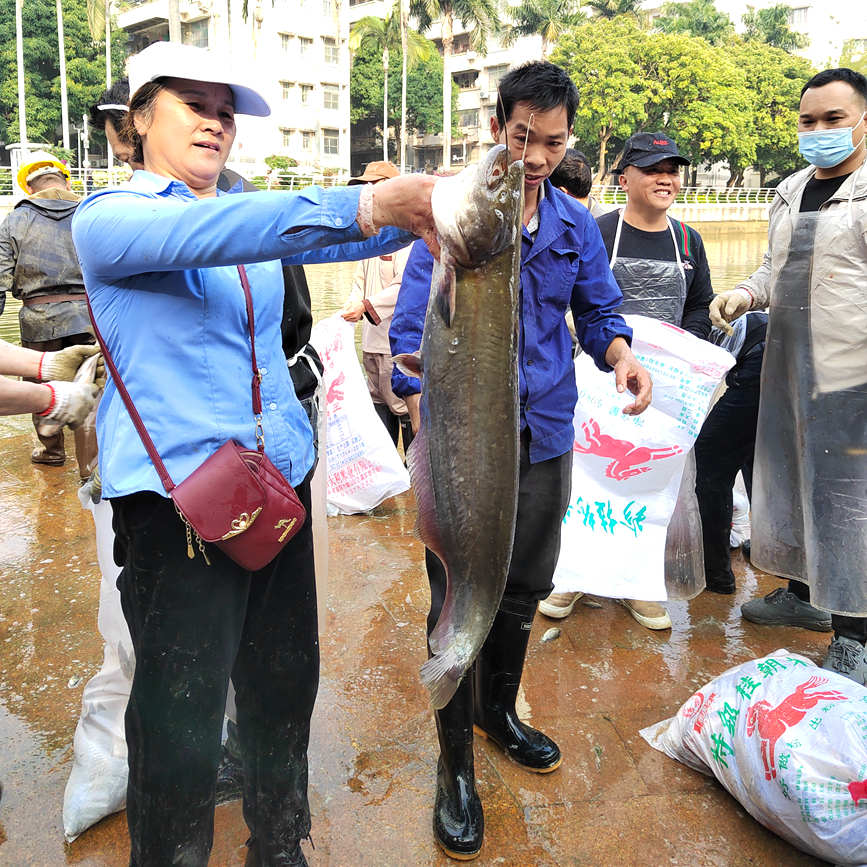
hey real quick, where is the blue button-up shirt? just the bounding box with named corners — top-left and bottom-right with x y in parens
top-left (390, 181), bottom-right (631, 464)
top-left (72, 171), bottom-right (414, 499)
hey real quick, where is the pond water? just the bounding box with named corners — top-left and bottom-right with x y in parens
top-left (0, 221), bottom-right (770, 348)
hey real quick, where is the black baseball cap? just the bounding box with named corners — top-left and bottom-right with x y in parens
top-left (613, 131), bottom-right (690, 173)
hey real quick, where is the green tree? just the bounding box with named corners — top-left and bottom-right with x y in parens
top-left (840, 39), bottom-right (867, 77)
top-left (582, 0), bottom-right (642, 20)
top-left (0, 0), bottom-right (124, 150)
top-left (742, 4), bottom-right (807, 53)
top-left (552, 18), bottom-right (755, 182)
top-left (502, 0), bottom-right (584, 57)
top-left (410, 0), bottom-right (501, 169)
top-left (350, 2), bottom-right (435, 161)
top-left (655, 0), bottom-right (733, 44)
top-left (350, 40), bottom-right (456, 143)
top-left (725, 37), bottom-right (814, 184)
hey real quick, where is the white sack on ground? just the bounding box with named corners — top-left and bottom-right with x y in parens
top-left (310, 315), bottom-right (409, 515)
top-left (641, 650), bottom-right (867, 865)
top-left (553, 314), bottom-right (734, 601)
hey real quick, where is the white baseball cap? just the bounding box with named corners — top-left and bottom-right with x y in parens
top-left (127, 42), bottom-right (271, 117)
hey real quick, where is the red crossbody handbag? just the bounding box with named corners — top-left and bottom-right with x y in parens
top-left (88, 264), bottom-right (307, 572)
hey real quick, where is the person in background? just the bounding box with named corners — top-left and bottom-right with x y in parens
top-left (73, 40), bottom-right (438, 866)
top-left (0, 153), bottom-right (97, 477)
top-left (0, 338), bottom-right (99, 423)
top-left (541, 132), bottom-right (712, 630)
top-left (694, 313), bottom-right (798, 604)
top-left (89, 80), bottom-right (142, 170)
top-left (549, 148), bottom-right (609, 217)
top-left (342, 161), bottom-right (414, 451)
top-left (711, 68), bottom-right (867, 676)
top-left (390, 61), bottom-right (651, 861)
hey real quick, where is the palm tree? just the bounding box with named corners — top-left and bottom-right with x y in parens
top-left (503, 0), bottom-right (584, 57)
top-left (583, 0), bottom-right (642, 19)
top-left (350, 2), bottom-right (435, 164)
top-left (411, 0), bottom-right (500, 170)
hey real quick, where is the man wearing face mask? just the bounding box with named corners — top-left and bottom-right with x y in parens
top-left (711, 68), bottom-right (867, 683)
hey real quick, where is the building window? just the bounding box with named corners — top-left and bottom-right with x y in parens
top-left (322, 0), bottom-right (332, 14)
top-left (280, 80), bottom-right (294, 100)
top-left (323, 36), bottom-right (338, 64)
top-left (281, 128), bottom-right (292, 148)
top-left (181, 18), bottom-right (209, 48)
top-left (788, 6), bottom-right (808, 27)
top-left (299, 37), bottom-right (313, 55)
top-left (452, 70), bottom-right (478, 90)
top-left (459, 109), bottom-right (478, 128)
top-left (300, 84), bottom-right (314, 105)
top-left (280, 33), bottom-right (291, 52)
top-left (451, 33), bottom-right (470, 54)
top-left (487, 64), bottom-right (509, 89)
top-left (323, 128), bottom-right (339, 155)
top-left (323, 84), bottom-right (339, 110)
top-left (302, 130), bottom-right (316, 152)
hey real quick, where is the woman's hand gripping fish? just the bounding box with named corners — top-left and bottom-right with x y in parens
top-left (395, 145), bottom-right (524, 710)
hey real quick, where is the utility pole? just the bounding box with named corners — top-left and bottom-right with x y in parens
top-left (57, 0), bottom-right (70, 149)
top-left (16, 0), bottom-right (27, 151)
top-left (105, 0), bottom-right (113, 169)
top-left (168, 0), bottom-right (181, 42)
top-left (82, 114), bottom-right (90, 192)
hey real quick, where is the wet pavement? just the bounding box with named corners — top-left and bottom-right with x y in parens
top-left (0, 415), bottom-right (828, 865)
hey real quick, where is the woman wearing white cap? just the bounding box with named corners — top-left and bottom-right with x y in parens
top-left (71, 41), bottom-right (437, 866)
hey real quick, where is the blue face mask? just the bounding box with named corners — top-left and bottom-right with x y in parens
top-left (798, 113), bottom-right (866, 168)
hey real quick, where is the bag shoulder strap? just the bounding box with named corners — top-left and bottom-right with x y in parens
top-left (86, 264), bottom-right (261, 494)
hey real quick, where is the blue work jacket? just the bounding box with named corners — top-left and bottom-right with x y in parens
top-left (73, 171), bottom-right (414, 499)
top-left (390, 181), bottom-right (631, 464)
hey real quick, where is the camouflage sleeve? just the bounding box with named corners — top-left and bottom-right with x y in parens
top-left (0, 212), bottom-right (17, 294)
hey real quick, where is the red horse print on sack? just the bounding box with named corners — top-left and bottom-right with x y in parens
top-left (327, 371), bottom-right (346, 409)
top-left (746, 676), bottom-right (847, 780)
top-left (849, 779), bottom-right (867, 805)
top-left (572, 419), bottom-right (683, 482)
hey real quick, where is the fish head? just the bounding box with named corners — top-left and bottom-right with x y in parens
top-left (431, 145), bottom-right (524, 269)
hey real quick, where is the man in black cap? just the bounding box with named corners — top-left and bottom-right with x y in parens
top-left (541, 131), bottom-right (713, 630)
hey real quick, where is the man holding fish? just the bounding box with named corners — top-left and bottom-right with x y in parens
top-left (390, 61), bottom-right (652, 860)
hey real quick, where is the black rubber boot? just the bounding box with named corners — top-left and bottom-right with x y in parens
top-left (473, 597), bottom-right (561, 773)
top-left (215, 719), bottom-right (244, 805)
top-left (433, 674), bottom-right (483, 861)
top-left (244, 836), bottom-right (308, 866)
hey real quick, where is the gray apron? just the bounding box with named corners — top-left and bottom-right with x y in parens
top-left (751, 211), bottom-right (867, 616)
top-left (610, 210), bottom-right (706, 600)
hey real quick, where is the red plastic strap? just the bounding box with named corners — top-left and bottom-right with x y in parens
top-left (85, 265), bottom-right (262, 493)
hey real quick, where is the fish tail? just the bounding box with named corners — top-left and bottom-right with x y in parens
top-left (420, 649), bottom-right (464, 710)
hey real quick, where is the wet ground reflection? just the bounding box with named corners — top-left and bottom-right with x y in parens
top-left (0, 221), bottom-right (830, 864)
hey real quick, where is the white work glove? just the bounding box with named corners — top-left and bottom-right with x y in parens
top-left (39, 381), bottom-right (99, 429)
top-left (709, 288), bottom-right (753, 335)
top-left (40, 344), bottom-right (103, 384)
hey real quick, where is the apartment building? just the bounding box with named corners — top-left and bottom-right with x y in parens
top-left (117, 0), bottom-right (352, 177)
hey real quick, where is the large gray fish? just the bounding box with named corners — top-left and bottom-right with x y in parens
top-left (396, 145), bottom-right (524, 710)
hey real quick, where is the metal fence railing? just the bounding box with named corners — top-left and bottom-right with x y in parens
top-left (592, 185), bottom-right (778, 205)
top-left (0, 166), bottom-right (350, 197)
top-left (0, 168), bottom-right (777, 203)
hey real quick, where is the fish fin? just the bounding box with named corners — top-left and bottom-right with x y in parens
top-left (420, 649), bottom-right (464, 710)
top-left (405, 423), bottom-right (447, 564)
top-left (392, 351), bottom-right (422, 379)
top-left (433, 258), bottom-right (456, 328)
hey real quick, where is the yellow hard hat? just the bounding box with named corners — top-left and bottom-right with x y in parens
top-left (17, 151), bottom-right (71, 193)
